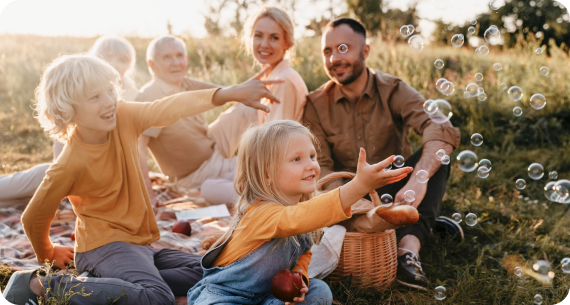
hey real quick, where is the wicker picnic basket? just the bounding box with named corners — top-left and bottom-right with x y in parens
top-left (318, 172), bottom-right (398, 290)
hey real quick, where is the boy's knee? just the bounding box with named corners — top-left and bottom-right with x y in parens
top-left (306, 279), bottom-right (333, 305)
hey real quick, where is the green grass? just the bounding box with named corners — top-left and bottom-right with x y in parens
top-left (0, 34), bottom-right (569, 304)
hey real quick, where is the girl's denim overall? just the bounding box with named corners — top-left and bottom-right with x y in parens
top-left (187, 231), bottom-right (333, 305)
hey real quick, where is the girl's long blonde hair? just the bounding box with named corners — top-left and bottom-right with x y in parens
top-left (211, 120), bottom-right (322, 249)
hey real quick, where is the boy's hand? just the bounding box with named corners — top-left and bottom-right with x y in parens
top-left (212, 66), bottom-right (283, 112)
top-left (51, 244), bottom-right (74, 270)
top-left (340, 148), bottom-right (412, 211)
top-left (285, 269), bottom-right (309, 305)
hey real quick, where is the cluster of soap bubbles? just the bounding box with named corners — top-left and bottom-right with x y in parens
top-left (400, 24), bottom-right (415, 37)
top-left (451, 212), bottom-right (478, 226)
top-left (545, 179), bottom-right (570, 204)
top-left (435, 78), bottom-right (455, 96)
top-left (475, 45), bottom-right (490, 56)
top-left (436, 149), bottom-right (450, 165)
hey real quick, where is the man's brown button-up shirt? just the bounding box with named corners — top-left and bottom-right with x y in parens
top-left (303, 68), bottom-right (461, 179)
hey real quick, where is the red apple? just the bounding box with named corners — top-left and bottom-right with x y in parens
top-left (271, 269), bottom-right (303, 302)
top-left (70, 233), bottom-right (75, 241)
top-left (172, 220), bottom-right (192, 236)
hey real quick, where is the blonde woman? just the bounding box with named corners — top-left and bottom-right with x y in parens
top-left (243, 5), bottom-right (308, 123)
top-left (90, 35), bottom-right (140, 101)
top-left (188, 120), bottom-right (412, 304)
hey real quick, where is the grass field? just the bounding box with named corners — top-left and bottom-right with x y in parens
top-left (0, 33), bottom-right (569, 304)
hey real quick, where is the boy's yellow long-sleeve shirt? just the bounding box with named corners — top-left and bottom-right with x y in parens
top-left (21, 89), bottom-right (218, 263)
top-left (213, 189), bottom-right (351, 282)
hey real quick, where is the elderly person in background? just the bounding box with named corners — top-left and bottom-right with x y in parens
top-left (136, 35), bottom-right (257, 207)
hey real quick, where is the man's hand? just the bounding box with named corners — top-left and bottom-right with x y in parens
top-left (285, 269), bottom-right (309, 305)
top-left (339, 148), bottom-right (413, 211)
top-left (50, 244), bottom-right (74, 270)
top-left (212, 66), bottom-right (283, 112)
top-left (395, 180), bottom-right (427, 209)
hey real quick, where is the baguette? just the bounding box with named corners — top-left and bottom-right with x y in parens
top-left (376, 205), bottom-right (419, 226)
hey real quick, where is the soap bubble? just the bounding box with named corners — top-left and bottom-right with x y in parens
top-left (514, 266), bottom-right (523, 277)
top-left (549, 171), bottom-right (558, 180)
top-left (561, 258), bottom-right (570, 274)
top-left (416, 170), bottom-right (429, 184)
top-left (338, 44), bottom-right (348, 54)
top-left (476, 45), bottom-right (490, 56)
top-left (393, 155), bottom-right (405, 168)
top-left (539, 66), bottom-right (549, 76)
top-left (441, 155), bottom-right (450, 165)
top-left (535, 48), bottom-right (543, 55)
top-left (452, 213), bottom-right (462, 223)
top-left (404, 190), bottom-right (416, 202)
top-left (423, 99), bottom-right (439, 115)
top-left (528, 163), bottom-right (544, 180)
top-left (428, 99), bottom-right (453, 124)
top-left (434, 286), bottom-right (446, 300)
top-left (440, 81), bottom-right (455, 96)
top-left (384, 164), bottom-right (392, 171)
top-left (478, 92), bottom-right (487, 101)
top-left (451, 34), bottom-right (465, 47)
top-left (477, 166), bottom-right (490, 178)
top-left (400, 25), bottom-right (413, 37)
top-left (501, 83), bottom-right (507, 90)
top-left (513, 106), bottom-right (523, 117)
top-left (530, 94), bottom-right (546, 110)
top-left (436, 78), bottom-right (448, 91)
top-left (484, 25), bottom-right (501, 45)
top-left (408, 35), bottom-right (424, 52)
top-left (407, 25), bottom-right (415, 35)
top-left (380, 194), bottom-right (393, 207)
top-left (516, 179), bottom-right (526, 190)
top-left (463, 91), bottom-right (471, 99)
top-left (533, 260), bottom-right (551, 275)
top-left (553, 180), bottom-right (570, 204)
top-left (489, 0), bottom-right (505, 10)
top-left (457, 150), bottom-right (478, 173)
top-left (468, 26), bottom-right (476, 35)
top-left (478, 87), bottom-right (485, 94)
top-left (479, 159), bottom-right (492, 170)
top-left (508, 86), bottom-right (523, 102)
top-left (471, 19), bottom-right (477, 25)
top-left (436, 149), bottom-right (446, 161)
top-left (466, 83), bottom-right (479, 97)
top-left (471, 133), bottom-right (483, 146)
top-left (465, 213), bottom-right (478, 226)
top-left (475, 73), bottom-right (484, 81)
top-left (544, 181), bottom-right (557, 201)
top-left (434, 59), bottom-right (444, 69)
top-left (493, 63), bottom-right (503, 71)
top-left (534, 294), bottom-right (543, 305)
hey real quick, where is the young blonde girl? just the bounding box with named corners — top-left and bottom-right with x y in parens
top-left (3, 54), bottom-right (280, 304)
top-left (89, 35), bottom-right (140, 101)
top-left (243, 6), bottom-right (308, 124)
top-left (187, 120), bottom-right (412, 304)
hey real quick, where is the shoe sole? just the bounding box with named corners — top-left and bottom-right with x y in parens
top-left (437, 216), bottom-right (465, 240)
top-left (396, 279), bottom-right (428, 291)
top-left (3, 271), bottom-right (19, 296)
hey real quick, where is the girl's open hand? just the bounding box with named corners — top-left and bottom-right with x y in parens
top-left (285, 270), bottom-right (309, 305)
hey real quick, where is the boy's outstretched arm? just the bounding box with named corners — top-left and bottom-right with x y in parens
top-left (339, 148), bottom-right (413, 211)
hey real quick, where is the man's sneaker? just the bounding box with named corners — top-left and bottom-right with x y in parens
top-left (3, 269), bottom-right (41, 305)
top-left (396, 251), bottom-right (429, 290)
top-left (434, 216), bottom-right (464, 241)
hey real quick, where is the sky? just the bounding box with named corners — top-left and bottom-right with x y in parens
top-left (0, 0), bottom-right (568, 39)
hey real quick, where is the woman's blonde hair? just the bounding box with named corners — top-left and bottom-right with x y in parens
top-left (90, 35), bottom-right (136, 79)
top-left (211, 120), bottom-right (322, 249)
top-left (242, 5), bottom-right (295, 60)
top-left (34, 54), bottom-right (121, 141)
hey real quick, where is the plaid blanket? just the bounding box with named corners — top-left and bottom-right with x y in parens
top-left (0, 189), bottom-right (230, 271)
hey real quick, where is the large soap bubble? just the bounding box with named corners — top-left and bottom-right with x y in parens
top-left (408, 35), bottom-right (424, 52)
top-left (428, 99), bottom-right (453, 124)
top-left (451, 34), bottom-right (465, 47)
top-left (528, 163), bottom-right (544, 180)
top-left (553, 180), bottom-right (570, 204)
top-left (508, 86), bottom-right (523, 102)
top-left (530, 94), bottom-right (546, 110)
top-left (475, 45), bottom-right (490, 56)
top-left (456, 150), bottom-right (478, 172)
top-left (484, 25), bottom-right (501, 45)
